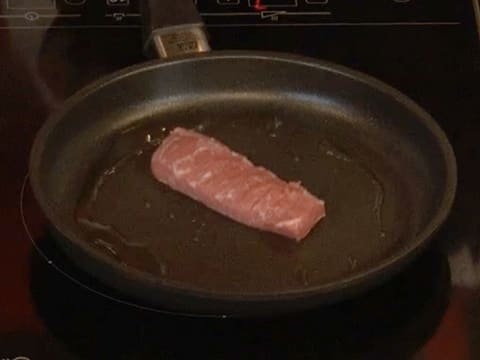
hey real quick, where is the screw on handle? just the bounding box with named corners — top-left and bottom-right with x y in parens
top-left (141, 0), bottom-right (210, 58)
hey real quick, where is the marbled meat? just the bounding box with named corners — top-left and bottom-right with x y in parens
top-left (151, 127), bottom-right (325, 241)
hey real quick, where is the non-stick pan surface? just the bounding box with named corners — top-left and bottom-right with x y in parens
top-left (29, 52), bottom-right (456, 316)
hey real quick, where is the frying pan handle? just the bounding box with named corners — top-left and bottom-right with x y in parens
top-left (141, 0), bottom-right (210, 59)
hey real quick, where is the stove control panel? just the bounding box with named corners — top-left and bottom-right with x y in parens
top-left (0, 0), bottom-right (462, 28)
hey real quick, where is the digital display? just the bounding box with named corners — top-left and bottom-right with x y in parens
top-left (248, 0), bottom-right (298, 8)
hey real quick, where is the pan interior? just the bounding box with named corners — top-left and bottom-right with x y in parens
top-left (35, 56), bottom-right (451, 296)
top-left (76, 104), bottom-right (413, 294)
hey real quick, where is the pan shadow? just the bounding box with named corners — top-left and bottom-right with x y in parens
top-left (29, 235), bottom-right (450, 360)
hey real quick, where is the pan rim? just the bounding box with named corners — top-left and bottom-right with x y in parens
top-left (29, 50), bottom-right (457, 303)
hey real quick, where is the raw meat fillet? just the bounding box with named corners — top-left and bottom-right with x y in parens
top-left (151, 127), bottom-right (326, 241)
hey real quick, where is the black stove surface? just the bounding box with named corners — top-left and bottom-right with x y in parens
top-left (1, 1), bottom-right (479, 359)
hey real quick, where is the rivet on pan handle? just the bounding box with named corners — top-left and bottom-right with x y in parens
top-left (141, 0), bottom-right (211, 58)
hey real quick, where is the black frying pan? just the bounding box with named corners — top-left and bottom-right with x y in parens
top-left (29, 0), bottom-right (456, 316)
